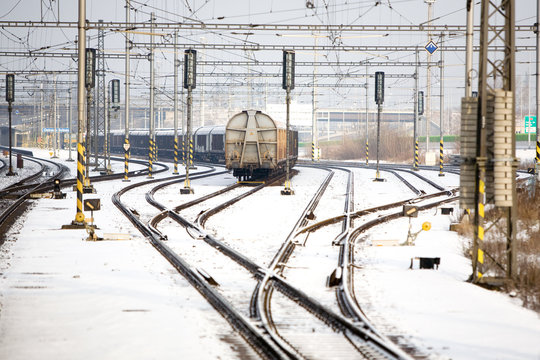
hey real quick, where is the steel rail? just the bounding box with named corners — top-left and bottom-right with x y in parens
top-left (0, 159), bottom-right (66, 234)
top-left (113, 169), bottom-right (288, 360)
top-left (0, 156), bottom-right (45, 194)
top-left (146, 165), bottom-right (409, 358)
top-left (335, 167), bottom-right (458, 356)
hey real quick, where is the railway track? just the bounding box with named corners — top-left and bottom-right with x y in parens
top-left (113, 167), bottom-right (292, 359)
top-left (141, 166), bottom-right (403, 358)
top-left (0, 156), bottom-right (67, 243)
top-left (0, 154), bottom-right (167, 246)
top-left (143, 164), bottom-right (440, 359)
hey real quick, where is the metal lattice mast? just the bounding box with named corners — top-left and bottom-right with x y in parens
top-left (94, 19), bottom-right (106, 170)
top-left (473, 0), bottom-right (516, 284)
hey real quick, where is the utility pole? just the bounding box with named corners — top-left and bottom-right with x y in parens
top-left (40, 82), bottom-right (43, 147)
top-left (439, 33), bottom-right (445, 177)
top-left (52, 74), bottom-right (58, 158)
top-left (312, 34), bottom-right (318, 162)
top-left (67, 85), bottom-right (74, 161)
top-left (67, 0), bottom-right (87, 226)
top-left (123, 0), bottom-right (131, 182)
top-left (413, 48), bottom-right (419, 170)
top-left (173, 30), bottom-right (180, 175)
top-left (365, 63), bottom-right (369, 165)
top-left (148, 12), bottom-right (155, 179)
top-left (200, 37), bottom-right (205, 127)
top-left (425, 0), bottom-right (436, 156)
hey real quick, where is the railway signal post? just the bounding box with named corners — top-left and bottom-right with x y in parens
top-left (281, 50), bottom-right (295, 195)
top-left (5, 74), bottom-right (16, 176)
top-left (373, 71), bottom-right (385, 182)
top-left (181, 49), bottom-right (196, 195)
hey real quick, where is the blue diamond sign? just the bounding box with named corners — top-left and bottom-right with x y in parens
top-left (425, 40), bottom-right (438, 55)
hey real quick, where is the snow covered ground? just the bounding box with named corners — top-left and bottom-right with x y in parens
top-left (0, 147), bottom-right (539, 359)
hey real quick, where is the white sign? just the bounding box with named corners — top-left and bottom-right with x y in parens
top-left (42, 127), bottom-right (69, 133)
top-left (123, 143), bottom-right (131, 151)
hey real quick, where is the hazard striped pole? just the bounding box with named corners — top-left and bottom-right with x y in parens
top-left (72, 0), bottom-right (86, 226)
top-left (123, 137), bottom-right (130, 181)
top-left (474, 173), bottom-right (486, 280)
top-left (189, 137), bottom-right (194, 168)
top-left (536, 139), bottom-right (539, 176)
top-left (414, 138), bottom-right (419, 170)
top-left (75, 142), bottom-right (85, 224)
top-left (173, 138), bottom-right (179, 174)
top-left (312, 142), bottom-right (315, 162)
top-left (154, 137), bottom-right (158, 162)
top-left (439, 138), bottom-right (444, 176)
top-left (148, 137), bottom-right (153, 178)
top-left (182, 137), bottom-right (185, 166)
top-left (365, 139), bottom-right (369, 165)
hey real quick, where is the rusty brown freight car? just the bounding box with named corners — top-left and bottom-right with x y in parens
top-left (225, 110), bottom-right (297, 181)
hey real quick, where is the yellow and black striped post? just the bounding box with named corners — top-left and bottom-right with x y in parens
top-left (534, 140), bottom-right (540, 176)
top-left (365, 139), bottom-right (369, 165)
top-left (312, 142), bottom-right (315, 162)
top-left (414, 138), bottom-right (419, 170)
top-left (475, 176), bottom-right (486, 280)
top-left (123, 137), bottom-right (130, 182)
top-left (148, 137), bottom-right (153, 178)
top-left (438, 138), bottom-right (445, 176)
top-left (182, 138), bottom-right (186, 166)
top-left (189, 137), bottom-right (194, 168)
top-left (173, 137), bottom-right (179, 174)
top-left (74, 142), bottom-right (85, 224)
